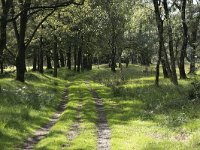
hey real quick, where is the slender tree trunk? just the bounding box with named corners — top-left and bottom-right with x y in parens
top-left (163, 0), bottom-right (178, 85)
top-left (53, 35), bottom-right (58, 77)
top-left (67, 43), bottom-right (72, 70)
top-left (189, 48), bottom-right (196, 73)
top-left (88, 53), bottom-right (92, 70)
top-left (74, 44), bottom-right (77, 71)
top-left (153, 0), bottom-right (164, 86)
top-left (57, 52), bottom-right (60, 68)
top-left (97, 55), bottom-right (100, 69)
top-left (38, 36), bottom-right (44, 74)
top-left (189, 8), bottom-right (200, 73)
top-left (111, 36), bottom-right (116, 72)
top-left (0, 0), bottom-right (12, 74)
top-left (161, 59), bottom-right (169, 78)
top-left (59, 49), bottom-right (65, 67)
top-left (32, 49), bottom-right (37, 71)
top-left (77, 45), bottom-right (82, 72)
top-left (179, 0), bottom-right (188, 79)
top-left (46, 51), bottom-right (52, 69)
top-left (111, 48), bottom-right (116, 72)
top-left (0, 18), bottom-right (6, 74)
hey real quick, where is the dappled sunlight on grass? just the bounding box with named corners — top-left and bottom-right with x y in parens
top-left (0, 64), bottom-right (200, 149)
top-left (0, 71), bottom-right (67, 149)
top-left (88, 65), bottom-right (200, 150)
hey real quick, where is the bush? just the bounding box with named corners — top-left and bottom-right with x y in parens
top-left (189, 80), bottom-right (200, 101)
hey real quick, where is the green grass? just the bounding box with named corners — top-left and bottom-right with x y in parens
top-left (35, 82), bottom-right (97, 150)
top-left (90, 65), bottom-right (200, 150)
top-left (35, 82), bottom-right (80, 149)
top-left (66, 82), bottom-right (97, 150)
top-left (0, 64), bottom-right (200, 150)
top-left (0, 70), bottom-right (67, 149)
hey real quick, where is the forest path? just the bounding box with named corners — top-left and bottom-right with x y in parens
top-left (86, 82), bottom-right (111, 150)
top-left (21, 85), bottom-right (69, 150)
top-left (63, 91), bottom-right (82, 148)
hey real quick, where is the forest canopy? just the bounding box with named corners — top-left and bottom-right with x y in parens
top-left (0, 0), bottom-right (200, 85)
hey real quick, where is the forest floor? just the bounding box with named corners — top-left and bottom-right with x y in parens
top-left (0, 64), bottom-right (200, 150)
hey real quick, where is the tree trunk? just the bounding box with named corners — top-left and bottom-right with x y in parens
top-left (32, 49), bottom-right (37, 71)
top-left (88, 53), bottom-right (92, 70)
top-left (111, 46), bottom-right (116, 72)
top-left (38, 36), bottom-right (44, 74)
top-left (14, 1), bottom-right (31, 82)
top-left (57, 52), bottom-right (60, 68)
top-left (188, 6), bottom-right (200, 74)
top-left (163, 0), bottom-right (178, 85)
top-left (179, 0), bottom-right (188, 79)
top-left (16, 43), bottom-right (26, 82)
top-left (53, 35), bottom-right (58, 77)
top-left (161, 59), bottom-right (169, 78)
top-left (189, 48), bottom-right (196, 74)
top-left (46, 51), bottom-right (52, 69)
top-left (97, 55), bottom-right (100, 69)
top-left (0, 17), bottom-right (6, 74)
top-left (77, 45), bottom-right (82, 72)
top-left (59, 49), bottom-right (65, 67)
top-left (67, 43), bottom-right (72, 70)
top-left (0, 0), bottom-right (12, 74)
top-left (74, 44), bottom-right (77, 71)
top-left (153, 0), bottom-right (164, 86)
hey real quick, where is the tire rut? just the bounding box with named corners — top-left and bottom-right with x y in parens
top-left (86, 82), bottom-right (111, 150)
top-left (21, 84), bottom-right (69, 150)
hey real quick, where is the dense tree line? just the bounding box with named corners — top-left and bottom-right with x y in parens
top-left (0, 0), bottom-right (199, 86)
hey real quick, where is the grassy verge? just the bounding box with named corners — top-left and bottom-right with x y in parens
top-left (90, 65), bottom-right (200, 150)
top-left (35, 82), bottom-right (80, 149)
top-left (1, 64), bottom-right (200, 150)
top-left (0, 70), bottom-right (67, 149)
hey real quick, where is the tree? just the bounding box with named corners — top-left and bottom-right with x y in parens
top-left (10, 0), bottom-right (85, 82)
top-left (0, 0), bottom-right (13, 74)
top-left (188, 1), bottom-right (200, 74)
top-left (162, 0), bottom-right (178, 85)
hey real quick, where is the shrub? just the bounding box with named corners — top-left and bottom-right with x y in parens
top-left (189, 80), bottom-right (200, 101)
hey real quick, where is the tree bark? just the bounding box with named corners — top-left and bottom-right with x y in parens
top-left (161, 59), bottom-right (169, 78)
top-left (77, 45), bottom-right (82, 72)
top-left (53, 35), bottom-right (58, 77)
top-left (32, 49), bottom-right (37, 71)
top-left (0, 0), bottom-right (12, 74)
top-left (74, 44), bottom-right (77, 71)
top-left (46, 51), bottom-right (52, 69)
top-left (111, 23), bottom-right (116, 72)
top-left (153, 0), bottom-right (164, 86)
top-left (38, 36), bottom-right (44, 74)
top-left (13, 0), bottom-right (31, 82)
top-left (59, 49), bottom-right (65, 67)
top-left (179, 0), bottom-right (188, 79)
top-left (163, 0), bottom-right (178, 85)
top-left (188, 5), bottom-right (200, 74)
top-left (67, 43), bottom-right (72, 70)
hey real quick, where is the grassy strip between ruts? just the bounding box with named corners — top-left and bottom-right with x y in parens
top-left (0, 71), bottom-right (67, 149)
top-left (65, 82), bottom-right (97, 150)
top-left (35, 81), bottom-right (97, 150)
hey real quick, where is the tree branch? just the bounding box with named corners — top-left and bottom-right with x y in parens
top-left (7, 0), bottom-right (85, 22)
top-left (25, 9), bottom-right (56, 49)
